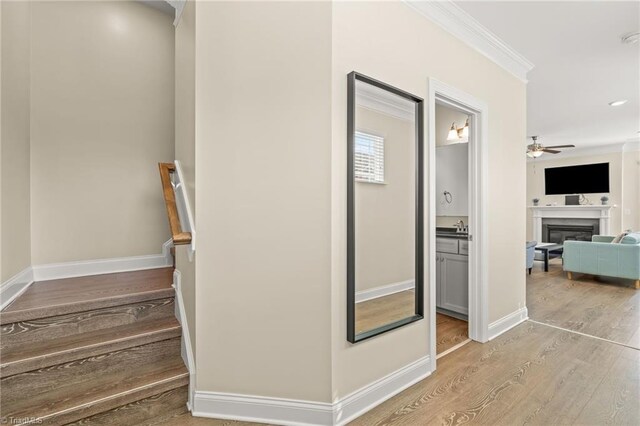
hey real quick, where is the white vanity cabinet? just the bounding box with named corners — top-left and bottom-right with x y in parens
top-left (435, 237), bottom-right (469, 318)
top-left (435, 143), bottom-right (469, 216)
top-left (436, 253), bottom-right (469, 316)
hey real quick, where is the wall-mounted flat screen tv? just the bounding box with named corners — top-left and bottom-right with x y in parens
top-left (544, 162), bottom-right (610, 195)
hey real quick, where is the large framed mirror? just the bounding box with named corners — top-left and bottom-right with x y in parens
top-left (347, 72), bottom-right (424, 343)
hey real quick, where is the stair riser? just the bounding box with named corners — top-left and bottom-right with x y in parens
top-left (67, 386), bottom-right (189, 426)
top-left (1, 298), bottom-right (175, 348)
top-left (1, 326), bottom-right (182, 378)
top-left (1, 338), bottom-right (182, 407)
top-left (32, 375), bottom-right (188, 426)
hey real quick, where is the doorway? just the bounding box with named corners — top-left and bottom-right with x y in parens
top-left (428, 79), bottom-right (489, 370)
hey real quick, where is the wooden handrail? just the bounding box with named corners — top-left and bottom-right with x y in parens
top-left (158, 162), bottom-right (192, 245)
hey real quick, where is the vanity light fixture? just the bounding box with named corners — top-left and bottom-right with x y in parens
top-left (447, 122), bottom-right (459, 141)
top-left (461, 118), bottom-right (469, 139)
top-left (446, 118), bottom-right (470, 141)
top-left (608, 100), bottom-right (628, 107)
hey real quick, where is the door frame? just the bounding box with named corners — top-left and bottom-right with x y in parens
top-left (428, 79), bottom-right (489, 371)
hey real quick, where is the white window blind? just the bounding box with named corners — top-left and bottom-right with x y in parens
top-left (354, 131), bottom-right (385, 183)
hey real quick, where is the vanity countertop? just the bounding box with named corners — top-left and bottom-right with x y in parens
top-left (436, 227), bottom-right (469, 240)
top-left (436, 233), bottom-right (469, 240)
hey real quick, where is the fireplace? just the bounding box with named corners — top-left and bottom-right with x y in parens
top-left (530, 206), bottom-right (613, 244)
top-left (541, 218), bottom-right (600, 243)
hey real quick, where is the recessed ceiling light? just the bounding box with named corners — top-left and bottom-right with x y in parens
top-left (621, 32), bottom-right (640, 44)
top-left (608, 100), bottom-right (628, 106)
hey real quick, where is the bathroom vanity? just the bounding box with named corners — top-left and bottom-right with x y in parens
top-left (435, 228), bottom-right (469, 320)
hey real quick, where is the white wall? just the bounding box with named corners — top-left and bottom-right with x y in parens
top-left (435, 104), bottom-right (469, 225)
top-left (436, 143), bottom-right (469, 217)
top-left (175, 0), bottom-right (196, 356)
top-left (1, 0), bottom-right (2, 282)
top-left (190, 0), bottom-right (526, 409)
top-left (1, 0), bottom-right (31, 282)
top-left (331, 1), bottom-right (526, 399)
top-left (194, 1), bottom-right (333, 402)
top-left (622, 148), bottom-right (640, 232)
top-left (29, 1), bottom-right (175, 264)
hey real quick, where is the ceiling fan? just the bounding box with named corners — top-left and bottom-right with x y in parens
top-left (526, 136), bottom-right (575, 158)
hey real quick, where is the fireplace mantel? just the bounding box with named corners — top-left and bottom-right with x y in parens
top-left (529, 205), bottom-right (615, 242)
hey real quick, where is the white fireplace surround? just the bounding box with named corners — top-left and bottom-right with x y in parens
top-left (530, 205), bottom-right (615, 243)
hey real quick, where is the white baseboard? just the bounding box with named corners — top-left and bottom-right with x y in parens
top-left (487, 307), bottom-right (528, 341)
top-left (1, 267), bottom-right (34, 310)
top-left (193, 393), bottom-right (333, 426)
top-left (192, 355), bottom-right (431, 426)
top-left (173, 269), bottom-right (196, 411)
top-left (355, 280), bottom-right (414, 303)
top-left (32, 241), bottom-right (173, 282)
top-left (162, 239), bottom-right (174, 265)
top-left (333, 355), bottom-right (431, 425)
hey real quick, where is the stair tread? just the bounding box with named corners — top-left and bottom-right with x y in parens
top-left (4, 356), bottom-right (188, 420)
top-left (0, 268), bottom-right (174, 325)
top-left (3, 268), bottom-right (173, 312)
top-left (66, 385), bottom-right (189, 426)
top-left (2, 316), bottom-right (180, 366)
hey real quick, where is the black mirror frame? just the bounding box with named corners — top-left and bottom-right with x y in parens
top-left (347, 71), bottom-right (425, 343)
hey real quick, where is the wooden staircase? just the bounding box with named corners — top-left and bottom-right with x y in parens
top-left (0, 268), bottom-right (189, 425)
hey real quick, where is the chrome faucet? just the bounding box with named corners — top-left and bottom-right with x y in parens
top-left (454, 220), bottom-right (465, 233)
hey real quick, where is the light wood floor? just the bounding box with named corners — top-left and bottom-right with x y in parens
top-left (161, 321), bottom-right (639, 425)
top-left (162, 263), bottom-right (640, 425)
top-left (352, 321), bottom-right (639, 425)
top-left (528, 258), bottom-right (640, 348)
top-left (355, 290), bottom-right (415, 334)
top-left (436, 313), bottom-right (468, 355)
top-left (355, 291), bottom-right (468, 354)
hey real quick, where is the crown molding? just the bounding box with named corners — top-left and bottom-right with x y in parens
top-left (623, 140), bottom-right (640, 153)
top-left (404, 0), bottom-right (534, 83)
top-left (165, 0), bottom-right (186, 26)
top-left (356, 81), bottom-right (415, 122)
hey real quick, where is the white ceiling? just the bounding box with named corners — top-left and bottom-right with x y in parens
top-left (456, 1), bottom-right (640, 150)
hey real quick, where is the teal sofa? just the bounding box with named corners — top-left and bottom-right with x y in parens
top-left (563, 233), bottom-right (640, 289)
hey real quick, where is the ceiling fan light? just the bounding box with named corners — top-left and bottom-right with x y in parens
top-left (526, 151), bottom-right (536, 158)
top-left (532, 150), bottom-right (543, 158)
top-left (447, 122), bottom-right (458, 141)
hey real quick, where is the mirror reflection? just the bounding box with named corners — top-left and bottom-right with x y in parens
top-left (348, 72), bottom-right (424, 342)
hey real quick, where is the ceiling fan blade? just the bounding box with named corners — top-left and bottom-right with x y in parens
top-left (543, 149), bottom-right (561, 154)
top-left (545, 145), bottom-right (575, 148)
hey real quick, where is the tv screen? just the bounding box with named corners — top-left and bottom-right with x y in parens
top-left (544, 163), bottom-right (610, 195)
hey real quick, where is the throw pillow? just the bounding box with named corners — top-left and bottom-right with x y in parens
top-left (611, 232), bottom-right (629, 244)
